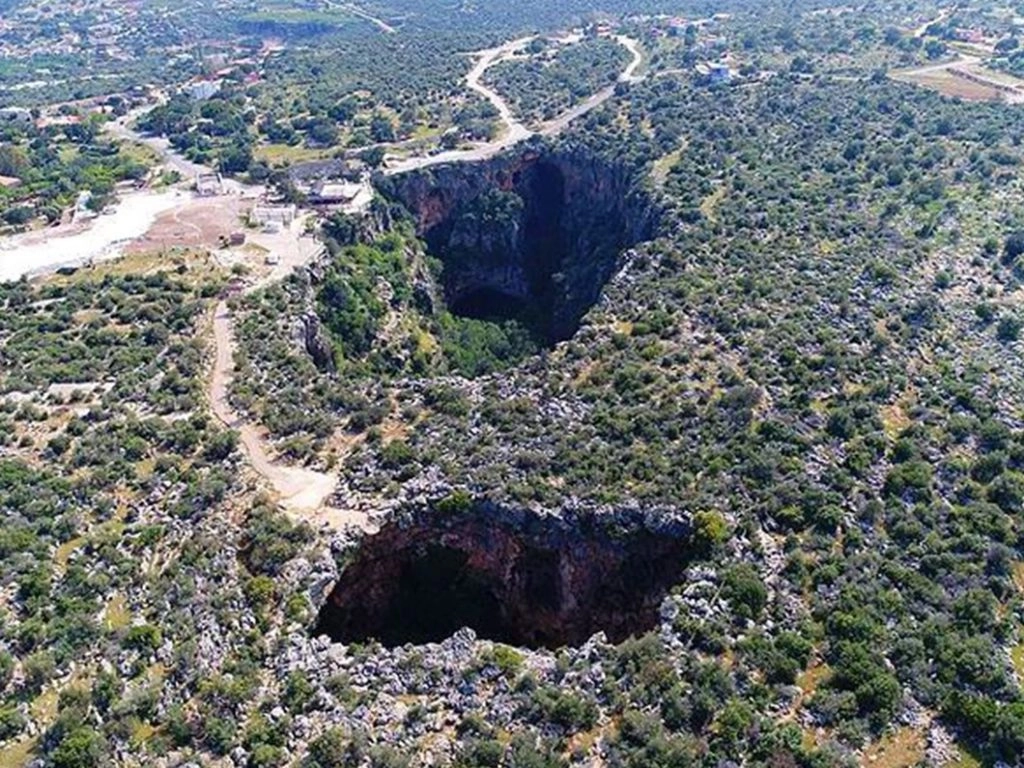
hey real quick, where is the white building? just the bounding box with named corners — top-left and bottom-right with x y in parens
top-left (310, 180), bottom-right (363, 205)
top-left (250, 203), bottom-right (296, 228)
top-left (185, 80), bottom-right (222, 101)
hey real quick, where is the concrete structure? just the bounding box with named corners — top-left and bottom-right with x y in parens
top-left (196, 172), bottom-right (224, 197)
top-left (185, 79), bottom-right (222, 101)
top-left (74, 190), bottom-right (94, 214)
top-left (250, 203), bottom-right (296, 228)
top-left (697, 62), bottom-right (733, 85)
top-left (309, 180), bottom-right (364, 205)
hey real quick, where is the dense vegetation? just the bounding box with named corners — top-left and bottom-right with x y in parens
top-left (0, 107), bottom-right (150, 230)
top-left (228, 2), bottom-right (1024, 765)
top-left (484, 36), bottom-right (631, 124)
top-left (7, 0), bottom-right (1024, 766)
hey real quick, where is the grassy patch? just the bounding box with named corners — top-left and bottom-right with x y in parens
top-left (30, 689), bottom-right (59, 724)
top-left (53, 535), bottom-right (86, 570)
top-left (946, 742), bottom-right (985, 768)
top-left (1011, 561), bottom-right (1024, 594)
top-left (253, 142), bottom-right (336, 166)
top-left (796, 662), bottom-right (830, 696)
top-left (0, 738), bottom-right (37, 768)
top-left (1011, 643), bottom-right (1024, 679)
top-left (880, 402), bottom-right (912, 441)
top-left (117, 141), bottom-right (161, 166)
top-left (129, 720), bottom-right (158, 749)
top-left (700, 184), bottom-right (727, 222)
top-left (650, 143), bottom-right (686, 187)
top-left (145, 663), bottom-right (167, 685)
top-left (863, 726), bottom-right (925, 768)
top-left (104, 593), bottom-right (131, 632)
top-left (50, 248), bottom-right (223, 289)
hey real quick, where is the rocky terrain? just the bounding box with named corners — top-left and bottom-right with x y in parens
top-left (6, 2), bottom-right (1024, 768)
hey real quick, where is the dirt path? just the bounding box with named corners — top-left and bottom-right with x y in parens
top-left (210, 300), bottom-right (369, 530)
top-left (104, 110), bottom-right (366, 529)
top-left (616, 35), bottom-right (645, 84)
top-left (206, 220), bottom-right (368, 530)
top-left (383, 34), bottom-right (644, 175)
top-left (465, 36), bottom-right (536, 144)
top-left (895, 54), bottom-right (982, 78)
top-left (913, 9), bottom-right (951, 38)
top-left (106, 109), bottom-right (261, 197)
top-left (337, 1), bottom-right (396, 33)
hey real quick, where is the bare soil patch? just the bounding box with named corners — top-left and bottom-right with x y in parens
top-left (126, 196), bottom-right (249, 254)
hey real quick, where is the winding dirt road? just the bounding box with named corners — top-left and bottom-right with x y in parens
top-left (107, 110), bottom-right (260, 197)
top-left (107, 110), bottom-right (366, 528)
top-left (211, 298), bottom-right (371, 530)
top-left (210, 301), bottom-right (338, 512)
top-left (205, 218), bottom-right (372, 529)
top-left (466, 36), bottom-right (536, 145)
top-left (383, 33), bottom-right (644, 175)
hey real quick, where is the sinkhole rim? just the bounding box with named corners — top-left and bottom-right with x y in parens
top-left (313, 507), bottom-right (693, 651)
top-left (384, 151), bottom-right (659, 351)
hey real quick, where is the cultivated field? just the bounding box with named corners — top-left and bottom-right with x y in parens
top-left (892, 57), bottom-right (1024, 103)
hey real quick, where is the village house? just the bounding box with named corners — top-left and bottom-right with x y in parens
top-left (185, 79), bottom-right (222, 101)
top-left (250, 203), bottom-right (297, 228)
top-left (195, 172), bottom-right (224, 197)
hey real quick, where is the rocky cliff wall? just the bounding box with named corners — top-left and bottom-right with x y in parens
top-left (315, 501), bottom-right (692, 649)
top-left (378, 145), bottom-right (661, 343)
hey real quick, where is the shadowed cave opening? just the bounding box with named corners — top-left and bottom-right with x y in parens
top-left (448, 286), bottom-right (535, 326)
top-left (385, 151), bottom-right (657, 349)
top-left (315, 511), bottom-right (692, 650)
top-left (427, 161), bottom-right (567, 344)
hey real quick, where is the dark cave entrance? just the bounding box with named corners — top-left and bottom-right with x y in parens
top-left (518, 160), bottom-right (566, 341)
top-left (394, 152), bottom-right (655, 351)
top-left (432, 160), bottom-right (568, 346)
top-left (448, 286), bottom-right (535, 326)
top-left (314, 511), bottom-right (692, 650)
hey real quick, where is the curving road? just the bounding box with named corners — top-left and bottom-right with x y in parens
top-left (340, 2), bottom-right (396, 34)
top-left (107, 110), bottom-right (367, 529)
top-left (207, 221), bottom-right (372, 530)
top-left (383, 33), bottom-right (644, 175)
top-left (106, 109), bottom-right (262, 197)
top-left (104, 31), bottom-right (644, 528)
top-left (210, 297), bottom-right (371, 530)
top-left (210, 301), bottom-right (338, 513)
top-left (465, 36), bottom-right (536, 145)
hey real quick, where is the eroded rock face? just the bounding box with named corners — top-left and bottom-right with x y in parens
top-left (301, 311), bottom-right (336, 372)
top-left (379, 145), bottom-right (660, 344)
top-left (315, 504), bottom-right (692, 649)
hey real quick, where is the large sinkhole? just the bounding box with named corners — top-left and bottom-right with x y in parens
top-left (381, 149), bottom-right (659, 346)
top-left (314, 508), bottom-right (692, 649)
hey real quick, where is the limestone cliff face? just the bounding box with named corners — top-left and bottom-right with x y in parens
top-left (301, 311), bottom-right (336, 372)
top-left (315, 503), bottom-right (692, 649)
top-left (378, 145), bottom-right (661, 342)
